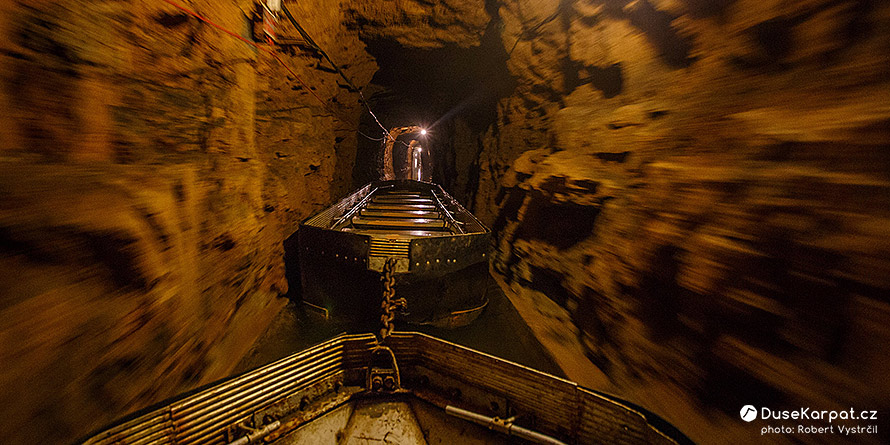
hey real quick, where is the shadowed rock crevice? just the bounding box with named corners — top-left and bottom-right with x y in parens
top-left (621, 0), bottom-right (695, 68)
top-left (282, 231), bottom-right (302, 301)
top-left (492, 186), bottom-right (526, 233)
top-left (524, 266), bottom-right (573, 308)
top-left (515, 192), bottom-right (601, 250)
top-left (635, 244), bottom-right (683, 341)
top-left (583, 63), bottom-right (624, 98)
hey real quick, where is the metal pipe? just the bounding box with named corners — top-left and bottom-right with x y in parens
top-left (87, 413), bottom-right (171, 445)
top-left (175, 348), bottom-right (343, 426)
top-left (179, 365), bottom-right (338, 444)
top-left (185, 350), bottom-right (373, 445)
top-left (445, 405), bottom-right (568, 445)
top-left (225, 420), bottom-right (280, 445)
top-left (126, 426), bottom-right (172, 445)
top-left (176, 360), bottom-right (343, 444)
top-left (429, 190), bottom-right (465, 234)
top-left (331, 185), bottom-right (385, 229)
top-left (181, 367), bottom-right (343, 445)
top-left (174, 340), bottom-right (343, 412)
top-left (79, 335), bottom-right (378, 445)
top-left (173, 350), bottom-right (348, 444)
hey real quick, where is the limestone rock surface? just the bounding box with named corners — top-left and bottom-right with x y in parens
top-left (0, 0), bottom-right (373, 442)
top-left (481, 0), bottom-right (890, 443)
top-left (344, 0), bottom-right (490, 48)
top-left (0, 0), bottom-right (498, 442)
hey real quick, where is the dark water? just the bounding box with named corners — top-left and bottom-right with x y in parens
top-left (234, 273), bottom-right (564, 377)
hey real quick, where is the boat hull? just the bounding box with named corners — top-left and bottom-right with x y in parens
top-left (81, 332), bottom-right (688, 445)
top-left (297, 180), bottom-right (491, 327)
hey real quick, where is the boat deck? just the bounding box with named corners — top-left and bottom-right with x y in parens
top-left (297, 180), bottom-right (492, 323)
top-left (334, 186), bottom-right (465, 238)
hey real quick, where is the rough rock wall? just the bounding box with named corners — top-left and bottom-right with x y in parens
top-left (483, 0), bottom-right (890, 443)
top-left (343, 0), bottom-right (488, 48)
top-left (0, 0), bottom-right (377, 443)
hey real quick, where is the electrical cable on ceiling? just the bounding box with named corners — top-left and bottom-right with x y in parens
top-left (279, 3), bottom-right (394, 142)
top-left (507, 8), bottom-right (562, 55)
top-left (280, 4), bottom-right (360, 91)
top-left (158, 0), bottom-right (393, 143)
top-left (357, 130), bottom-right (386, 142)
top-left (159, 0), bottom-right (338, 117)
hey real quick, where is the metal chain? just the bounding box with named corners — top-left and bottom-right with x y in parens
top-left (379, 258), bottom-right (407, 342)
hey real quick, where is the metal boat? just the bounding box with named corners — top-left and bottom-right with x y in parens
top-left (81, 332), bottom-right (687, 445)
top-left (298, 180), bottom-right (491, 328)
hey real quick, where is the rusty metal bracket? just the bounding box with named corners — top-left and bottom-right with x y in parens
top-left (366, 346), bottom-right (402, 392)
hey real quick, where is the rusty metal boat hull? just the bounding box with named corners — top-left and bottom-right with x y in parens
top-left (298, 180), bottom-right (492, 327)
top-left (81, 332), bottom-right (688, 445)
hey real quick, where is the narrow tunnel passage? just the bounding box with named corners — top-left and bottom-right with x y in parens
top-left (1, 1), bottom-right (889, 444)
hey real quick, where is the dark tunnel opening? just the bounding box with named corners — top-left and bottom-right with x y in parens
top-left (352, 9), bottom-right (515, 203)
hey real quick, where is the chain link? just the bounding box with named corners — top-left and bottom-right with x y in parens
top-left (379, 258), bottom-right (407, 343)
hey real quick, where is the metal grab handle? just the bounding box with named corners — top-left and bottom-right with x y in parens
top-left (225, 420), bottom-right (280, 445)
top-left (430, 190), bottom-right (465, 234)
top-left (445, 405), bottom-right (568, 445)
top-left (331, 185), bottom-right (392, 229)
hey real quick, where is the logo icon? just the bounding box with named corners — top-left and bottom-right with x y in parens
top-left (740, 405), bottom-right (757, 422)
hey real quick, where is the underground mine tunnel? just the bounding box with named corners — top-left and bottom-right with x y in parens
top-left (1, 0), bottom-right (889, 444)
